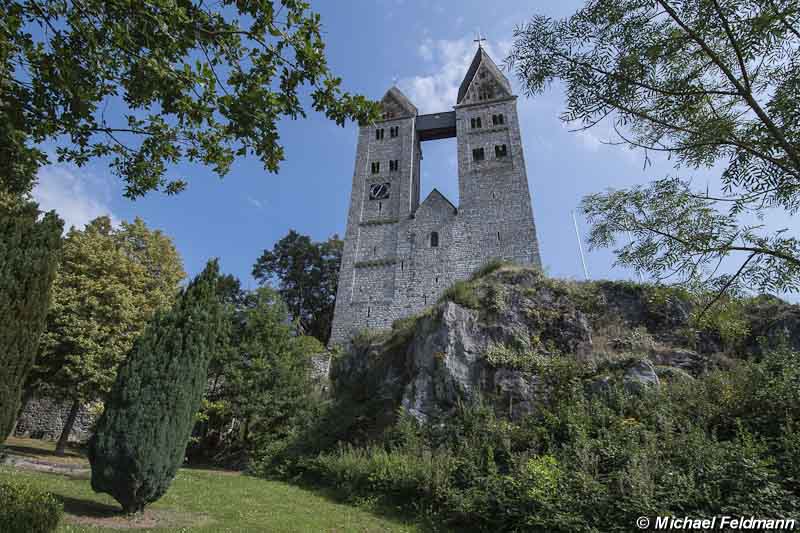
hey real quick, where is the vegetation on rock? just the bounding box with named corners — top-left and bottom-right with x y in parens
top-left (88, 260), bottom-right (222, 513)
top-left (249, 263), bottom-right (800, 531)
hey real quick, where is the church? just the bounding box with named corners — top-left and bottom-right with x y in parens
top-left (329, 44), bottom-right (541, 344)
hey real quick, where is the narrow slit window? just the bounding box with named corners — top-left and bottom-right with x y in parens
top-left (430, 231), bottom-right (439, 247)
top-left (367, 306), bottom-right (371, 317)
top-left (497, 231), bottom-right (501, 242)
top-left (378, 201), bottom-right (382, 214)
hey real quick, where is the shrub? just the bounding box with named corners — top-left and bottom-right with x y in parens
top-left (438, 280), bottom-right (480, 309)
top-left (89, 260), bottom-right (223, 513)
top-left (469, 258), bottom-right (513, 281)
top-left (0, 480), bottom-right (63, 533)
top-left (262, 348), bottom-right (800, 531)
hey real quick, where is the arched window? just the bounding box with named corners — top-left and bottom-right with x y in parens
top-left (430, 231), bottom-right (439, 247)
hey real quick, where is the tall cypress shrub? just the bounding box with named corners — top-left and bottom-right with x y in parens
top-left (88, 260), bottom-right (223, 513)
top-left (0, 193), bottom-right (62, 441)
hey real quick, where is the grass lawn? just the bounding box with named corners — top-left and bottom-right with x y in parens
top-left (1, 438), bottom-right (424, 532)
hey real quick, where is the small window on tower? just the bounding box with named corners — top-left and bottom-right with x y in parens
top-left (492, 114), bottom-right (505, 126)
top-left (495, 144), bottom-right (508, 158)
top-left (472, 148), bottom-right (485, 162)
top-left (389, 160), bottom-right (399, 172)
top-left (430, 231), bottom-right (439, 248)
top-left (371, 161), bottom-right (380, 174)
top-left (375, 128), bottom-right (384, 140)
top-left (390, 126), bottom-right (399, 138)
top-left (470, 117), bottom-right (482, 129)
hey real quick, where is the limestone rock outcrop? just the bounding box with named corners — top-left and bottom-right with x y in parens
top-left (330, 265), bottom-right (800, 425)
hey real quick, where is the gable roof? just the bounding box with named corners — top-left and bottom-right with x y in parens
top-left (456, 47), bottom-right (513, 105)
top-left (416, 188), bottom-right (457, 216)
top-left (381, 86), bottom-right (418, 118)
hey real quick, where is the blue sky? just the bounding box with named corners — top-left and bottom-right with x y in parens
top-left (31, 0), bottom-right (798, 294)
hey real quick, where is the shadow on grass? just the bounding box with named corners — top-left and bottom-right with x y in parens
top-left (4, 442), bottom-right (85, 462)
top-left (55, 494), bottom-right (121, 518)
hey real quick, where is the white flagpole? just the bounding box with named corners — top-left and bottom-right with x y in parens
top-left (572, 210), bottom-right (589, 280)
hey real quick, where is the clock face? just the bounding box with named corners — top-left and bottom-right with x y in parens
top-left (369, 182), bottom-right (390, 200)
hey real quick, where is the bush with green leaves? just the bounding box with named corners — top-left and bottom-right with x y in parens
top-left (88, 260), bottom-right (223, 513)
top-left (266, 348), bottom-right (800, 532)
top-left (0, 479), bottom-right (63, 533)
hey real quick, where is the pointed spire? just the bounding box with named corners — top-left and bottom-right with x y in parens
top-left (380, 86), bottom-right (417, 119)
top-left (456, 46), bottom-right (512, 105)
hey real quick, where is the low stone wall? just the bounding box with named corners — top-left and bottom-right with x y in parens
top-left (14, 396), bottom-right (98, 443)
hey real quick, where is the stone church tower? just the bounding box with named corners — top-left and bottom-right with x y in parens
top-left (329, 45), bottom-right (541, 344)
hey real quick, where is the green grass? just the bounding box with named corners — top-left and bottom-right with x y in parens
top-left (1, 441), bottom-right (424, 532)
top-left (3, 436), bottom-right (86, 465)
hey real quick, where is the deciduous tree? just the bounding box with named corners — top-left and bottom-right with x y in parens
top-left (2, 0), bottom-right (379, 198)
top-left (223, 287), bottom-right (319, 444)
top-left (34, 216), bottom-right (184, 454)
top-left (508, 0), bottom-right (800, 303)
top-left (253, 230), bottom-right (342, 343)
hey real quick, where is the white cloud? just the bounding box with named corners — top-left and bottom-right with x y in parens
top-left (399, 37), bottom-right (513, 114)
top-left (32, 165), bottom-right (118, 232)
top-left (418, 41), bottom-right (434, 63)
top-left (247, 196), bottom-right (264, 209)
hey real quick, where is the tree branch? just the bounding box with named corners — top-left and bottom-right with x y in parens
top-left (696, 252), bottom-right (756, 319)
top-left (656, 0), bottom-right (800, 172)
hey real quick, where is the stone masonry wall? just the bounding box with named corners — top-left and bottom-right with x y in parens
top-left (14, 396), bottom-right (98, 443)
top-left (329, 50), bottom-right (541, 345)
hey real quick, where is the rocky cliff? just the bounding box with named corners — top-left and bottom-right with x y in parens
top-left (330, 263), bottom-right (800, 425)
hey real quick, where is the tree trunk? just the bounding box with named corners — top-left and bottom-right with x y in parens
top-left (55, 399), bottom-right (80, 456)
top-left (10, 388), bottom-right (34, 437)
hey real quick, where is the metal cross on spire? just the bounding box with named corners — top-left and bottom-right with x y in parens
top-left (474, 29), bottom-right (486, 48)
top-left (392, 75), bottom-right (399, 86)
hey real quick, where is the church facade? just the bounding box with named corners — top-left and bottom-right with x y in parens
top-left (329, 46), bottom-right (541, 345)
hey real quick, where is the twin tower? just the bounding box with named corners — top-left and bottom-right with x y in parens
top-left (329, 46), bottom-right (541, 344)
